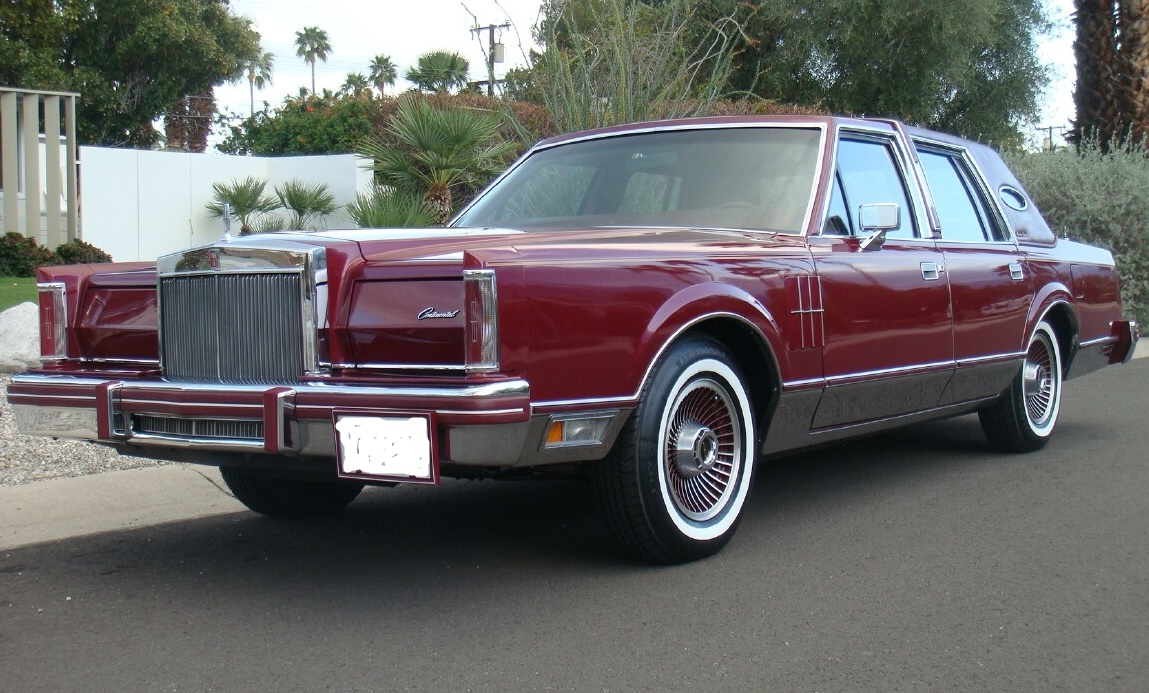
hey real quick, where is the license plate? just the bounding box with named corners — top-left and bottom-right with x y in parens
top-left (334, 413), bottom-right (438, 484)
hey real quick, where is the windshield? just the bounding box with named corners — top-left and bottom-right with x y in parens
top-left (454, 126), bottom-right (823, 234)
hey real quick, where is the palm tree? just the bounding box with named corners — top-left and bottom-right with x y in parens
top-left (346, 186), bottom-right (437, 228)
top-left (295, 26), bottom-right (333, 94)
top-left (404, 50), bottom-right (471, 93)
top-left (340, 72), bottom-right (370, 97)
top-left (204, 176), bottom-right (282, 235)
top-left (274, 180), bottom-right (338, 230)
top-left (1072, 0), bottom-right (1149, 149)
top-left (244, 50), bottom-right (275, 115)
top-left (1074, 0), bottom-right (1121, 147)
top-left (357, 97), bottom-right (519, 224)
top-left (369, 54), bottom-right (398, 95)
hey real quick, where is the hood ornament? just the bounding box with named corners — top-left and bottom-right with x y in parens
top-left (221, 202), bottom-right (233, 243)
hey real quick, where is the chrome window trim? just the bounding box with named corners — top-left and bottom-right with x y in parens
top-left (452, 121), bottom-right (829, 237)
top-left (830, 126), bottom-right (932, 240)
top-left (911, 136), bottom-right (1019, 246)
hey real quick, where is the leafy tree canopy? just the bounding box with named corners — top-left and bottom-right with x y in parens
top-left (707, 0), bottom-right (1050, 149)
top-left (537, 0), bottom-right (1049, 148)
top-left (218, 91), bottom-right (380, 156)
top-left (0, 0), bottom-right (261, 147)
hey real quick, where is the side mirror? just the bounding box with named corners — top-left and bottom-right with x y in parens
top-left (857, 203), bottom-right (899, 252)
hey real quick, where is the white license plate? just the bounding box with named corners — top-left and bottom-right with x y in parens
top-left (334, 413), bottom-right (437, 483)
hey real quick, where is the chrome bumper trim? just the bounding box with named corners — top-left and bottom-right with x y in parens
top-left (11, 373), bottom-right (530, 401)
top-left (9, 374), bottom-right (531, 458)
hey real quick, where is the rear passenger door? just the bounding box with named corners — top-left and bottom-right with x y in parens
top-left (913, 140), bottom-right (1034, 404)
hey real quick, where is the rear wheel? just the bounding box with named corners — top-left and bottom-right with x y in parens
top-left (220, 468), bottom-right (364, 518)
top-left (595, 338), bottom-right (756, 563)
top-left (979, 320), bottom-right (1063, 452)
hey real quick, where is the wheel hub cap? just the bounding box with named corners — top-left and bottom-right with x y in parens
top-left (674, 422), bottom-right (720, 477)
top-left (1023, 337), bottom-right (1055, 425)
top-left (663, 380), bottom-right (741, 521)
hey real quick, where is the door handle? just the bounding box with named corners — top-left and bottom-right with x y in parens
top-left (1009, 263), bottom-right (1025, 281)
top-left (921, 262), bottom-right (944, 281)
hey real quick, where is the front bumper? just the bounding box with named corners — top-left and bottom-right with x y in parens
top-left (7, 374), bottom-right (532, 465)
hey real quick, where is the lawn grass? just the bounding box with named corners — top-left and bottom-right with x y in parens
top-left (0, 277), bottom-right (38, 312)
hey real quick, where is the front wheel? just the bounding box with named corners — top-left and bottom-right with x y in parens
top-left (595, 338), bottom-right (757, 563)
top-left (979, 320), bottom-right (1063, 452)
top-left (220, 468), bottom-right (365, 518)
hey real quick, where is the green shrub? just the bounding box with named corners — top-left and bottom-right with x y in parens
top-left (346, 187), bottom-right (436, 228)
top-left (0, 234), bottom-right (114, 277)
top-left (55, 239), bottom-right (113, 264)
top-left (1006, 139), bottom-right (1149, 323)
top-left (0, 232), bottom-right (60, 277)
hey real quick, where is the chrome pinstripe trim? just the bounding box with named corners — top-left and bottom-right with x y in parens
top-left (533, 396), bottom-right (635, 411)
top-left (7, 392), bottom-right (95, 402)
top-left (821, 359), bottom-right (954, 385)
top-left (1079, 334), bottom-right (1114, 348)
top-left (956, 351), bottom-right (1026, 365)
top-left (433, 408), bottom-right (528, 416)
top-left (330, 363), bottom-right (465, 372)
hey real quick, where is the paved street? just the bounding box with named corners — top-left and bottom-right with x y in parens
top-left (2, 359), bottom-right (1147, 691)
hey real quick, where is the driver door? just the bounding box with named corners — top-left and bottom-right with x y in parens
top-left (808, 134), bottom-right (955, 428)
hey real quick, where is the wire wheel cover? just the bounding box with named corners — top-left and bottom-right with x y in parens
top-left (663, 378), bottom-right (741, 521)
top-left (1023, 333), bottom-right (1057, 427)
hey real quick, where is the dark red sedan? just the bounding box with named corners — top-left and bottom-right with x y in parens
top-left (8, 116), bottom-right (1138, 563)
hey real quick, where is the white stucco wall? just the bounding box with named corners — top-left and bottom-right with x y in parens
top-left (80, 148), bottom-right (373, 262)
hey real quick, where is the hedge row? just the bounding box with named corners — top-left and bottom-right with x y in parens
top-left (0, 233), bottom-right (113, 277)
top-left (1007, 139), bottom-right (1149, 324)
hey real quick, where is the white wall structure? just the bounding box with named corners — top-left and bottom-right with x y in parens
top-left (80, 147), bottom-right (373, 262)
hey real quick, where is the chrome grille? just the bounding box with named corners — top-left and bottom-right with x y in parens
top-left (160, 272), bottom-right (306, 383)
top-left (134, 414), bottom-right (263, 441)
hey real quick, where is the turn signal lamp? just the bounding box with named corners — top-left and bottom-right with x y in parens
top-left (463, 269), bottom-right (499, 372)
top-left (37, 282), bottom-right (67, 361)
top-left (544, 415), bottom-right (613, 448)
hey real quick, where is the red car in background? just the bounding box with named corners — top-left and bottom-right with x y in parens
top-left (8, 116), bottom-right (1139, 563)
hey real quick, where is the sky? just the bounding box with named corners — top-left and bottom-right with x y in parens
top-left (214, 0), bottom-right (1078, 149)
top-left (215, 0), bottom-right (544, 117)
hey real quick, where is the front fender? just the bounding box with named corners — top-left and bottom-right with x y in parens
top-left (631, 282), bottom-right (786, 396)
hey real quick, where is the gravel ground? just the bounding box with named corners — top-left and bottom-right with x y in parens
top-left (0, 375), bottom-right (163, 486)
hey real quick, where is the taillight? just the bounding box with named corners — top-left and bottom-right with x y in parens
top-left (37, 282), bottom-right (68, 360)
top-left (463, 269), bottom-right (498, 372)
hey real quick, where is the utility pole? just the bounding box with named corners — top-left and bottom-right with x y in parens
top-left (470, 22), bottom-right (510, 96)
top-left (1036, 124), bottom-right (1067, 151)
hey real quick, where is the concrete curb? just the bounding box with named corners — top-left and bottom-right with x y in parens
top-left (0, 464), bottom-right (244, 550)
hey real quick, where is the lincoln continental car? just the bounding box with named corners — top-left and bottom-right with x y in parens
top-left (8, 116), bottom-right (1138, 563)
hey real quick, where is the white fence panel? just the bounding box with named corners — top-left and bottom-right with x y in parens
top-left (80, 147), bottom-right (372, 262)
